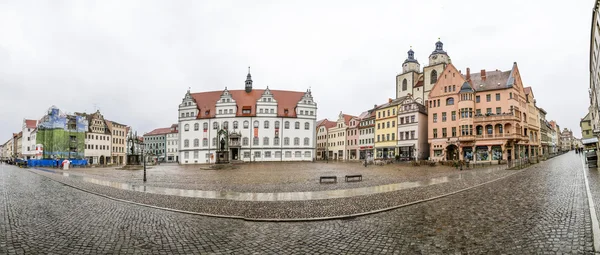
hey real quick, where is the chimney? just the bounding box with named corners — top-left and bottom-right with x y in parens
top-left (388, 98), bottom-right (392, 103)
top-left (466, 68), bottom-right (471, 81)
top-left (374, 104), bottom-right (377, 109)
top-left (481, 69), bottom-right (486, 81)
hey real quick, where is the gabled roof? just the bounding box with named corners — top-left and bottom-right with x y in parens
top-left (24, 119), bottom-right (37, 129)
top-left (357, 111), bottom-right (370, 119)
top-left (468, 70), bottom-right (512, 92)
top-left (105, 120), bottom-right (113, 130)
top-left (413, 74), bottom-right (424, 88)
top-left (145, 127), bottom-right (172, 136)
top-left (191, 89), bottom-right (307, 119)
top-left (170, 124), bottom-right (179, 133)
top-left (377, 96), bottom-right (407, 109)
top-left (459, 82), bottom-right (474, 93)
top-left (317, 119), bottom-right (337, 129)
top-left (583, 111), bottom-right (591, 121)
top-left (341, 114), bottom-right (355, 125)
top-left (524, 87), bottom-right (535, 99)
top-left (316, 119), bottom-right (327, 126)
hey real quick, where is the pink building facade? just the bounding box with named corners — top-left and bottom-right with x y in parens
top-left (346, 116), bottom-right (360, 160)
top-left (428, 62), bottom-right (535, 163)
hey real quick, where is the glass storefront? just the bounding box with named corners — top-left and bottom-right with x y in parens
top-left (476, 146), bottom-right (489, 161)
top-left (360, 149), bottom-right (373, 160)
top-left (491, 146), bottom-right (502, 160)
top-left (399, 146), bottom-right (413, 160)
top-left (377, 148), bottom-right (395, 159)
top-left (463, 147), bottom-right (473, 161)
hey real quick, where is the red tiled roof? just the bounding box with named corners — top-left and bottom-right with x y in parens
top-left (357, 111), bottom-right (370, 120)
top-left (145, 127), bottom-right (172, 136)
top-left (317, 119), bottom-right (336, 129)
top-left (191, 89), bottom-right (306, 119)
top-left (342, 114), bottom-right (355, 125)
top-left (316, 119), bottom-right (327, 127)
top-left (25, 119), bottom-right (37, 129)
top-left (170, 124), bottom-right (179, 133)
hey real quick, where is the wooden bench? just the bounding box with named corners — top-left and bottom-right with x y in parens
top-left (345, 174), bottom-right (362, 182)
top-left (320, 176), bottom-right (337, 184)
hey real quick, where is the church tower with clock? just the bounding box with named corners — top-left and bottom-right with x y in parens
top-left (395, 47), bottom-right (421, 99)
top-left (395, 39), bottom-right (451, 104)
top-left (421, 39), bottom-right (451, 103)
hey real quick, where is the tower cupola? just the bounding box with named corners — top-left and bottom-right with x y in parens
top-left (402, 46), bottom-right (420, 73)
top-left (245, 66), bottom-right (253, 93)
top-left (404, 47), bottom-right (418, 64)
top-left (432, 39), bottom-right (446, 55)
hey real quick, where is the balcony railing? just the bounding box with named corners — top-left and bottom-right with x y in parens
top-left (459, 135), bottom-right (475, 141)
top-left (474, 113), bottom-right (519, 122)
top-left (472, 133), bottom-right (522, 139)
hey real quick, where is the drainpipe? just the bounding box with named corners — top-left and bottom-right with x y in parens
top-left (208, 119), bottom-right (211, 164)
top-left (249, 116), bottom-right (252, 163)
top-left (280, 117), bottom-right (283, 162)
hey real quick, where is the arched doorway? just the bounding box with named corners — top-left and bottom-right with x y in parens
top-left (446, 145), bottom-right (459, 161)
top-left (99, 155), bottom-right (105, 165)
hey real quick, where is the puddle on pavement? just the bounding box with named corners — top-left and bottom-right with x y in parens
top-left (32, 167), bottom-right (500, 201)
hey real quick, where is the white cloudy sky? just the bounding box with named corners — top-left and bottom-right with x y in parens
top-left (0, 0), bottom-right (592, 142)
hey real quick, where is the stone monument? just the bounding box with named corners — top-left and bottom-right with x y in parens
top-left (126, 131), bottom-right (141, 166)
top-left (216, 131), bottom-right (229, 164)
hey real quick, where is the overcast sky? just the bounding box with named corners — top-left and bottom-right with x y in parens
top-left (0, 0), bottom-right (592, 142)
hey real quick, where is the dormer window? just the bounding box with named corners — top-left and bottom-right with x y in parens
top-left (268, 98), bottom-right (272, 102)
top-left (205, 110), bottom-right (210, 116)
top-left (284, 109), bottom-right (289, 115)
top-left (260, 109), bottom-right (263, 113)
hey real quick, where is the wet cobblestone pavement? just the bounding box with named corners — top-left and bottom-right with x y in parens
top-left (29, 165), bottom-right (516, 219)
top-left (0, 152), bottom-right (596, 254)
top-left (48, 161), bottom-right (505, 192)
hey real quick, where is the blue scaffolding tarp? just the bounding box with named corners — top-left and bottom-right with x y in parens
top-left (27, 159), bottom-right (88, 168)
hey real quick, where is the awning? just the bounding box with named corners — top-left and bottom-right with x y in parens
top-left (583, 137), bottom-right (599, 145)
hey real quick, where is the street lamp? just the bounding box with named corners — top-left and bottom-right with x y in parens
top-left (142, 141), bottom-right (147, 182)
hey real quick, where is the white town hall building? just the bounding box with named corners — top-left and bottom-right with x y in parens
top-left (177, 69), bottom-right (318, 164)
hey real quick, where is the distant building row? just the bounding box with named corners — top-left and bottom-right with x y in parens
top-left (317, 40), bottom-right (573, 162)
top-left (0, 106), bottom-right (140, 165)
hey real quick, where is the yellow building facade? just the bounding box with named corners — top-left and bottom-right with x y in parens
top-left (374, 98), bottom-right (405, 159)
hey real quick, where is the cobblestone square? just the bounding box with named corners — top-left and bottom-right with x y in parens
top-left (0, 152), bottom-right (597, 254)
top-left (54, 161), bottom-right (505, 192)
